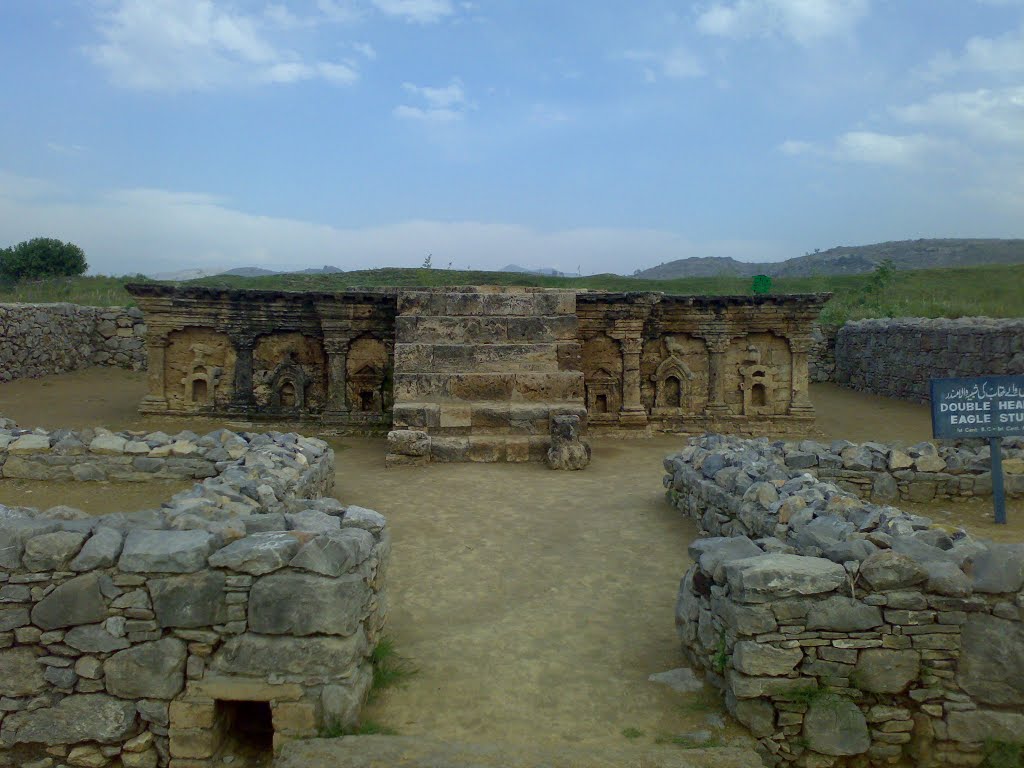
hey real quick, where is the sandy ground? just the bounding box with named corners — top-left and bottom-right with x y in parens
top-left (0, 478), bottom-right (191, 515)
top-left (0, 368), bottom-right (1021, 756)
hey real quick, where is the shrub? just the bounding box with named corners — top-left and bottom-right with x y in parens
top-left (0, 238), bottom-right (88, 282)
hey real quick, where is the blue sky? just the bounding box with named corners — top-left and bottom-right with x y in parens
top-left (1, 0), bottom-right (1022, 276)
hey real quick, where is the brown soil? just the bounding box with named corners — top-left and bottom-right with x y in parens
top-left (0, 478), bottom-right (192, 516)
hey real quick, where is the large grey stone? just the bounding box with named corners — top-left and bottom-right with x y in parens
top-left (321, 663), bottom-right (373, 730)
top-left (723, 554), bottom-right (846, 602)
top-left (207, 532), bottom-right (301, 575)
top-left (63, 624), bottom-right (130, 653)
top-left (806, 596), bottom-right (883, 632)
top-left (647, 667), bottom-right (704, 694)
top-left (104, 638), bottom-right (186, 700)
top-left (289, 528), bottom-right (375, 577)
top-left (285, 510), bottom-right (341, 533)
top-left (967, 543), bottom-right (1024, 593)
top-left (710, 596), bottom-right (777, 635)
top-left (793, 516), bottom-right (855, 551)
top-left (802, 695), bottom-right (870, 756)
top-left (854, 649), bottom-right (920, 694)
top-left (959, 613), bottom-right (1024, 706)
top-left (0, 647), bottom-right (47, 696)
top-left (947, 709), bottom-right (1024, 743)
top-left (149, 571), bottom-right (227, 628)
top-left (71, 527), bottom-right (124, 571)
top-left (0, 694), bottom-right (137, 745)
top-left (858, 550), bottom-right (928, 591)
top-left (341, 506), bottom-right (386, 534)
top-left (726, 692), bottom-right (775, 738)
top-left (690, 536), bottom-right (762, 577)
top-left (0, 519), bottom-right (60, 569)
top-left (211, 631), bottom-right (368, 679)
top-left (31, 573), bottom-right (107, 630)
top-left (923, 561), bottom-right (972, 597)
top-left (119, 529), bottom-right (215, 573)
top-left (731, 641), bottom-right (802, 676)
top-left (21, 530), bottom-right (87, 571)
top-left (248, 571), bottom-right (370, 636)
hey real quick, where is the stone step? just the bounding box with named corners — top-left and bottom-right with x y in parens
top-left (394, 372), bottom-right (584, 403)
top-left (275, 736), bottom-right (760, 768)
top-left (396, 315), bottom-right (578, 344)
top-left (395, 342), bottom-right (578, 374)
top-left (394, 401), bottom-right (588, 433)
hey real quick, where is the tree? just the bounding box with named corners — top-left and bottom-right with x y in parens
top-left (0, 238), bottom-right (88, 282)
top-left (421, 253), bottom-right (433, 269)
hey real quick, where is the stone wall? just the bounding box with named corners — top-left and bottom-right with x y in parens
top-left (664, 434), bottom-right (1024, 767)
top-left (835, 318), bottom-right (1024, 402)
top-left (808, 325), bottom-right (838, 384)
top-left (0, 304), bottom-right (146, 383)
top-left (774, 437), bottom-right (1024, 504)
top-left (0, 421), bottom-right (389, 768)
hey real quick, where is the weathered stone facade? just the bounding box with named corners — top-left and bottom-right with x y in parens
top-left (0, 419), bottom-right (388, 768)
top-left (0, 304), bottom-right (147, 383)
top-left (664, 434), bottom-right (1024, 767)
top-left (128, 285), bottom-right (829, 462)
top-left (835, 318), bottom-right (1024, 402)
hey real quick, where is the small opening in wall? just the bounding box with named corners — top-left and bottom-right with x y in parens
top-left (664, 376), bottom-right (681, 408)
top-left (192, 378), bottom-right (208, 403)
top-left (216, 700), bottom-right (274, 754)
top-left (594, 393), bottom-right (608, 414)
top-left (751, 382), bottom-right (767, 408)
top-left (280, 381), bottom-right (296, 408)
top-left (360, 390), bottom-right (375, 411)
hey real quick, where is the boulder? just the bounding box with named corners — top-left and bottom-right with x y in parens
top-left (105, 638), bottom-right (187, 700)
top-left (342, 506), bottom-right (387, 534)
top-left (690, 536), bottom-right (762, 577)
top-left (723, 554), bottom-right (846, 602)
top-left (854, 649), bottom-right (920, 694)
top-left (802, 695), bottom-right (870, 756)
top-left (119, 529), bottom-right (215, 573)
top-left (0, 694), bottom-right (137, 745)
top-left (545, 415), bottom-right (591, 471)
top-left (0, 647), bottom-right (47, 696)
top-left (211, 632), bottom-right (368, 679)
top-left (22, 531), bottom-right (87, 571)
top-left (248, 571), bottom-right (371, 636)
top-left (64, 623), bottom-right (130, 653)
top-left (289, 528), bottom-right (375, 577)
top-left (859, 551), bottom-right (928, 591)
top-left (207, 532), bottom-right (301, 575)
top-left (70, 527), bottom-right (124, 571)
top-left (321, 663), bottom-right (373, 730)
top-left (966, 543), bottom-right (1024, 593)
top-left (947, 709), bottom-right (1024, 743)
top-left (731, 641), bottom-right (802, 676)
top-left (958, 614), bottom-right (1024, 707)
top-left (149, 571), bottom-right (228, 628)
top-left (31, 572), bottom-right (107, 630)
top-left (806, 596), bottom-right (883, 632)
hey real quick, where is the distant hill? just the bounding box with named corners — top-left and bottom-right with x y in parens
top-left (219, 265), bottom-right (343, 277)
top-left (634, 239), bottom-right (1024, 279)
top-left (500, 264), bottom-right (570, 277)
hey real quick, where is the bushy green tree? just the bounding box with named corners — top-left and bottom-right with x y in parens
top-left (0, 238), bottom-right (89, 282)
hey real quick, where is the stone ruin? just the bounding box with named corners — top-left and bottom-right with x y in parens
top-left (126, 284), bottom-right (829, 465)
top-left (0, 419), bottom-right (388, 768)
top-left (665, 434), bottom-right (1024, 767)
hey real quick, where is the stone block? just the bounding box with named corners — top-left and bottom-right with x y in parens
top-left (854, 649), bottom-right (920, 694)
top-left (289, 528), bottom-right (375, 577)
top-left (0, 647), bottom-right (47, 697)
top-left (105, 638), bottom-right (187, 700)
top-left (31, 573), bottom-right (107, 630)
top-left (119, 530), bottom-right (215, 574)
top-left (802, 696), bottom-right (870, 756)
top-left (150, 571), bottom-right (228, 628)
top-left (207, 532), bottom-right (301, 575)
top-left (723, 554), bottom-right (846, 603)
top-left (248, 571), bottom-right (370, 636)
top-left (210, 633), bottom-right (367, 680)
top-left (958, 613), bottom-right (1024, 706)
top-left (0, 694), bottom-right (137, 745)
top-left (731, 641), bottom-right (803, 676)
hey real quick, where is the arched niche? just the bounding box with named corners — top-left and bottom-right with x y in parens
top-left (651, 354), bottom-right (695, 414)
top-left (346, 335), bottom-right (389, 414)
top-left (267, 354), bottom-right (313, 411)
top-left (253, 333), bottom-right (328, 413)
top-left (582, 334), bottom-right (622, 420)
top-left (165, 329), bottom-right (233, 411)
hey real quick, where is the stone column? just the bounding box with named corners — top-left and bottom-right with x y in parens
top-left (323, 337), bottom-right (352, 421)
top-left (613, 330), bottom-right (648, 426)
top-left (139, 333), bottom-right (169, 412)
top-left (704, 335), bottom-right (732, 415)
top-left (787, 335), bottom-right (815, 415)
top-left (230, 334), bottom-right (256, 409)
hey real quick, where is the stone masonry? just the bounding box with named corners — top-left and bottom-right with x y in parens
top-left (0, 304), bottom-right (147, 383)
top-left (0, 418), bottom-right (389, 768)
top-left (665, 434), bottom-right (1024, 767)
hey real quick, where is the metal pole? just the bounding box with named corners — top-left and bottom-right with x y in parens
top-left (991, 436), bottom-right (1006, 525)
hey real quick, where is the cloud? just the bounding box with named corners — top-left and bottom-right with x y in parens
top-left (394, 78), bottom-right (470, 121)
top-left (696, 0), bottom-right (871, 45)
top-left (0, 172), bottom-right (790, 275)
top-left (893, 87), bottom-right (1024, 144)
top-left (371, 0), bottom-right (454, 23)
top-left (622, 48), bottom-right (704, 81)
top-left (925, 23), bottom-right (1024, 80)
top-left (781, 131), bottom-right (949, 166)
top-left (86, 0), bottom-right (362, 91)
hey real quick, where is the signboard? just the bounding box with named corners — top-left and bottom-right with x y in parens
top-left (930, 375), bottom-right (1024, 439)
top-left (930, 374), bottom-right (1024, 525)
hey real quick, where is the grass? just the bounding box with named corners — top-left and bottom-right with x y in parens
top-left (319, 719), bottom-right (399, 738)
top-left (621, 727), bottom-right (645, 739)
top-left (369, 636), bottom-right (418, 699)
top-left (0, 263), bottom-right (1022, 322)
top-left (982, 741), bottom-right (1024, 768)
top-left (654, 733), bottom-right (722, 749)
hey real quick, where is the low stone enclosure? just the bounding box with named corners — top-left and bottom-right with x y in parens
top-left (125, 283), bottom-right (829, 463)
top-left (0, 418), bottom-right (389, 768)
top-left (666, 434), bottom-right (1024, 767)
top-left (0, 303), bottom-right (147, 382)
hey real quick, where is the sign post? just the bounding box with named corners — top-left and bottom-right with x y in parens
top-left (930, 375), bottom-right (1024, 525)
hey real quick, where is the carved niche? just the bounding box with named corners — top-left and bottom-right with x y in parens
top-left (346, 335), bottom-right (389, 414)
top-left (267, 352), bottom-right (313, 411)
top-left (738, 344), bottom-right (776, 416)
top-left (181, 343), bottom-right (223, 407)
top-left (253, 333), bottom-right (328, 414)
top-left (651, 336), bottom-right (696, 414)
top-left (164, 328), bottom-right (234, 411)
top-left (581, 334), bottom-right (622, 420)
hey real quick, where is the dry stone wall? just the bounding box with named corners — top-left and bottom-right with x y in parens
top-left (0, 420), bottom-right (389, 768)
top-left (665, 434), bottom-right (1024, 768)
top-left (808, 325), bottom-right (838, 384)
top-left (0, 304), bottom-right (146, 383)
top-left (835, 318), bottom-right (1024, 402)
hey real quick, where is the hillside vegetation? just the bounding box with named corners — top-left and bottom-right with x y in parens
top-left (1, 263), bottom-right (1022, 326)
top-left (635, 238), bottom-right (1024, 279)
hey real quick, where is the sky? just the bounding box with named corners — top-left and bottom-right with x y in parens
top-left (0, 0), bottom-right (1022, 277)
